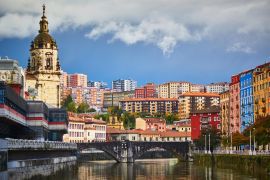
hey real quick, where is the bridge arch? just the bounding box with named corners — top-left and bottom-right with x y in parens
top-left (132, 142), bottom-right (189, 161)
top-left (77, 141), bottom-right (190, 163)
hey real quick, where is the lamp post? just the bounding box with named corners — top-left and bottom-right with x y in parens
top-left (208, 134), bottom-right (211, 154)
top-left (249, 129), bottom-right (252, 155)
top-left (230, 132), bottom-right (233, 154)
top-left (204, 135), bottom-right (207, 154)
top-left (253, 128), bottom-right (256, 155)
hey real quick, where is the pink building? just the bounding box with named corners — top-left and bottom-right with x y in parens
top-left (229, 75), bottom-right (240, 133)
top-left (68, 73), bottom-right (87, 88)
top-left (136, 118), bottom-right (166, 132)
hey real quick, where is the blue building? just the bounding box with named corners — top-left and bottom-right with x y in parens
top-left (240, 70), bottom-right (254, 132)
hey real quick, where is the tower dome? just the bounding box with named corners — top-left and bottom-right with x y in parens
top-left (31, 4), bottom-right (57, 50)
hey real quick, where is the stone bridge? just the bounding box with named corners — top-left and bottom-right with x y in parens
top-left (77, 141), bottom-right (189, 163)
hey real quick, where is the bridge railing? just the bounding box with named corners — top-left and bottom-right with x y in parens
top-left (6, 138), bottom-right (77, 150)
top-left (192, 149), bottom-right (270, 156)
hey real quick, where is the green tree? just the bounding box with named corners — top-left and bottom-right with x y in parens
top-left (165, 113), bottom-right (179, 124)
top-left (77, 102), bottom-right (90, 113)
top-left (89, 108), bottom-right (96, 112)
top-left (66, 102), bottom-right (77, 113)
top-left (121, 112), bottom-right (135, 129)
top-left (61, 95), bottom-right (73, 108)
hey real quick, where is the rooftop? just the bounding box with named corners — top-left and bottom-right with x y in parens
top-left (120, 98), bottom-right (178, 102)
top-left (180, 92), bottom-right (220, 97)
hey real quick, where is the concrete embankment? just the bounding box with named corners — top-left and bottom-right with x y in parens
top-left (193, 154), bottom-right (270, 176)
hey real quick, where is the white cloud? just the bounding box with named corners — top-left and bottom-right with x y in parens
top-left (0, 0), bottom-right (269, 54)
top-left (86, 18), bottom-right (201, 55)
top-left (226, 42), bottom-right (255, 54)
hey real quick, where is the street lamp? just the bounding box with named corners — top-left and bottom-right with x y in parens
top-left (208, 134), bottom-right (211, 154)
top-left (253, 128), bottom-right (256, 155)
top-left (230, 132), bottom-right (233, 154)
top-left (204, 134), bottom-right (207, 154)
top-left (249, 129), bottom-right (252, 155)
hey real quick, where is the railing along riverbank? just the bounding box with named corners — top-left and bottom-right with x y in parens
top-left (192, 149), bottom-right (270, 156)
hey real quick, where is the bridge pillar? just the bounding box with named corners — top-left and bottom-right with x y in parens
top-left (0, 139), bottom-right (7, 172)
top-left (118, 141), bottom-right (134, 163)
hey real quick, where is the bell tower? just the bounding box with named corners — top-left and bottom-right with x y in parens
top-left (26, 4), bottom-right (61, 107)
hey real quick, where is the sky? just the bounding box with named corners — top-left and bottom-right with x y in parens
top-left (0, 0), bottom-right (269, 86)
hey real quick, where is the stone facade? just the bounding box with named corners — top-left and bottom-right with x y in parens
top-left (26, 5), bottom-right (61, 108)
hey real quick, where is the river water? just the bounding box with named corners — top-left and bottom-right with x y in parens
top-left (7, 159), bottom-right (269, 180)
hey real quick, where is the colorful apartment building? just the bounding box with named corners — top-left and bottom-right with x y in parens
top-left (229, 75), bottom-right (240, 133)
top-left (103, 91), bottom-right (135, 108)
top-left (68, 73), bottom-right (88, 88)
top-left (107, 128), bottom-right (191, 142)
top-left (190, 106), bottom-right (221, 140)
top-left (64, 112), bottom-right (106, 143)
top-left (240, 70), bottom-right (254, 131)
top-left (136, 118), bottom-right (166, 132)
top-left (135, 83), bottom-right (156, 98)
top-left (178, 92), bottom-right (220, 119)
top-left (205, 82), bottom-right (229, 94)
top-left (158, 82), bottom-right (180, 98)
top-left (119, 98), bottom-right (179, 115)
top-left (220, 90), bottom-right (230, 136)
top-left (253, 62), bottom-right (270, 120)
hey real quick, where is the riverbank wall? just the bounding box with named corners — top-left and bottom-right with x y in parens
top-left (193, 154), bottom-right (270, 175)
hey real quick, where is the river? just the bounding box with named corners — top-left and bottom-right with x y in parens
top-left (6, 159), bottom-right (269, 180)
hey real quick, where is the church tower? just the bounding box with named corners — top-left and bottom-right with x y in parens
top-left (26, 5), bottom-right (61, 107)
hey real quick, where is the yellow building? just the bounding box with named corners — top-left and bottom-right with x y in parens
top-left (158, 82), bottom-right (180, 98)
top-left (220, 90), bottom-right (230, 136)
top-left (253, 62), bottom-right (270, 121)
top-left (26, 5), bottom-right (61, 107)
top-left (178, 92), bottom-right (220, 119)
top-left (107, 116), bottom-right (124, 130)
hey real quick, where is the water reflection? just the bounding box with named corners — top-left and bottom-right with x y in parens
top-left (3, 159), bottom-right (267, 180)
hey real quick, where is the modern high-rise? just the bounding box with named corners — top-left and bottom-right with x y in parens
top-left (190, 84), bottom-right (205, 93)
top-left (26, 5), bottom-right (61, 107)
top-left (88, 81), bottom-right (108, 89)
top-left (135, 83), bottom-right (156, 98)
top-left (206, 82), bottom-right (229, 94)
top-left (178, 92), bottom-right (220, 119)
top-left (68, 73), bottom-right (88, 88)
top-left (120, 98), bottom-right (179, 115)
top-left (158, 82), bottom-right (180, 98)
top-left (112, 79), bottom-right (137, 92)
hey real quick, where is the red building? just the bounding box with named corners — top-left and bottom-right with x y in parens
top-left (135, 83), bottom-right (156, 98)
top-left (190, 106), bottom-right (221, 140)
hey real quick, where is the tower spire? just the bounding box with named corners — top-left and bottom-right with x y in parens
top-left (42, 4), bottom-right (45, 17)
top-left (39, 4), bottom-right (49, 33)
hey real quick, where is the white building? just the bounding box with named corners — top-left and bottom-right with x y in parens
top-left (205, 82), bottom-right (229, 94)
top-left (64, 113), bottom-right (106, 143)
top-left (112, 79), bottom-right (137, 92)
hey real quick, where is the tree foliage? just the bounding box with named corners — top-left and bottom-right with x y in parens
top-left (193, 127), bottom-right (221, 151)
top-left (77, 102), bottom-right (90, 113)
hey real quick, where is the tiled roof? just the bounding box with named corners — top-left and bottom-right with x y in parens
top-left (120, 98), bottom-right (178, 102)
top-left (144, 118), bottom-right (166, 123)
top-left (180, 92), bottom-right (220, 97)
top-left (107, 128), bottom-right (190, 137)
top-left (160, 130), bottom-right (191, 137)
